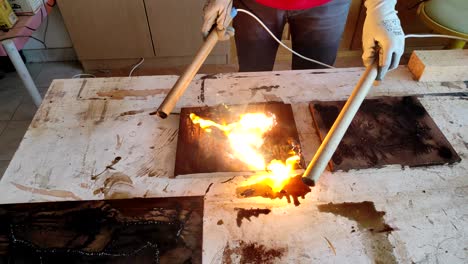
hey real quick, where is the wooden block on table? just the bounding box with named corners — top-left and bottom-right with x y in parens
top-left (408, 50), bottom-right (468, 82)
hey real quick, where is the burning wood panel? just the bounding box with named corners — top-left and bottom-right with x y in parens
top-left (0, 197), bottom-right (203, 263)
top-left (174, 103), bottom-right (304, 177)
top-left (310, 96), bottom-right (461, 171)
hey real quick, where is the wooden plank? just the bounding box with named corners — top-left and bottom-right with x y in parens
top-left (0, 196), bottom-right (203, 263)
top-left (57, 0), bottom-right (154, 60)
top-left (408, 50), bottom-right (468, 82)
top-left (310, 96), bottom-right (461, 171)
top-left (174, 103), bottom-right (304, 177)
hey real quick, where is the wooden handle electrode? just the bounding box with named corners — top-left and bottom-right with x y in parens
top-left (156, 30), bottom-right (220, 118)
top-left (302, 64), bottom-right (379, 186)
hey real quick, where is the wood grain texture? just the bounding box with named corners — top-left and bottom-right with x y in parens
top-left (0, 197), bottom-right (203, 263)
top-left (174, 103), bottom-right (304, 177)
top-left (310, 96), bottom-right (461, 171)
top-left (408, 50), bottom-right (468, 82)
top-left (57, 0), bottom-right (154, 60)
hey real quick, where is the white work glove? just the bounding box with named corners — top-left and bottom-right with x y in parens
top-left (362, 0), bottom-right (405, 79)
top-left (202, 0), bottom-right (235, 41)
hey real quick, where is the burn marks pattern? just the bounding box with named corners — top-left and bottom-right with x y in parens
top-left (0, 197), bottom-right (204, 263)
top-left (237, 175), bottom-right (311, 206)
top-left (310, 96), bottom-right (461, 171)
top-left (174, 103), bottom-right (304, 176)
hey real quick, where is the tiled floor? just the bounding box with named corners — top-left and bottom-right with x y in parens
top-left (0, 61), bottom-right (83, 178)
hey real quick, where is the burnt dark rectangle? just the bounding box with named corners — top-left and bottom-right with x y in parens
top-left (310, 96), bottom-right (461, 171)
top-left (0, 196), bottom-right (204, 264)
top-left (174, 102), bottom-right (304, 177)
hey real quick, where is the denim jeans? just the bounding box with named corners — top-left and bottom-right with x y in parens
top-left (233, 0), bottom-right (351, 71)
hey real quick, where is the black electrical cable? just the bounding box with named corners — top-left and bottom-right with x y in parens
top-left (43, 10), bottom-right (50, 45)
top-left (0, 0), bottom-right (54, 49)
top-left (41, 0), bottom-right (54, 47)
top-left (6, 3), bottom-right (46, 32)
top-left (13, 6), bottom-right (45, 35)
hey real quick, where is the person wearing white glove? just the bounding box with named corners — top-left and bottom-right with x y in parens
top-left (362, 0), bottom-right (405, 79)
top-left (202, 0), bottom-right (236, 40)
top-left (202, 0), bottom-right (404, 78)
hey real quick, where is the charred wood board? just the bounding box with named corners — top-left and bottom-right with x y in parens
top-left (0, 197), bottom-right (203, 264)
top-left (174, 102), bottom-right (304, 177)
top-left (310, 96), bottom-right (461, 171)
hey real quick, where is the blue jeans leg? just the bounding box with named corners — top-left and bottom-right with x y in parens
top-left (288, 0), bottom-right (351, 69)
top-left (233, 0), bottom-right (286, 72)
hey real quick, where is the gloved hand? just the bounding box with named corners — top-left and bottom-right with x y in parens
top-left (202, 0), bottom-right (235, 41)
top-left (362, 0), bottom-right (405, 79)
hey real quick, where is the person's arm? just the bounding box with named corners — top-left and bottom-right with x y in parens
top-left (362, 0), bottom-right (405, 79)
top-left (201, 0), bottom-right (235, 40)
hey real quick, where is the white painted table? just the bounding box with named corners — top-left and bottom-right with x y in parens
top-left (0, 67), bottom-right (467, 263)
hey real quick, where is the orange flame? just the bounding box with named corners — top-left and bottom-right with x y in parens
top-left (190, 112), bottom-right (299, 192)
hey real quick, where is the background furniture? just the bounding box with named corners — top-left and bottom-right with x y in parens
top-left (0, 4), bottom-right (51, 107)
top-left (57, 0), bottom-right (230, 71)
top-left (417, 0), bottom-right (468, 49)
top-left (58, 0), bottom-right (465, 72)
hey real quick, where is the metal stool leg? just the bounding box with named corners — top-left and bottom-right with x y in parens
top-left (1, 39), bottom-right (42, 107)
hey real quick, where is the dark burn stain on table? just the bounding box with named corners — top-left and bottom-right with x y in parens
top-left (118, 109), bottom-right (145, 117)
top-left (235, 208), bottom-right (271, 227)
top-left (0, 197), bottom-right (203, 264)
top-left (223, 241), bottom-right (286, 264)
top-left (250, 85), bottom-right (280, 97)
top-left (318, 202), bottom-right (394, 233)
top-left (236, 175), bottom-right (311, 206)
top-left (95, 89), bottom-right (170, 100)
top-left (198, 74), bottom-right (218, 103)
top-left (310, 96), bottom-right (461, 171)
top-left (174, 102), bottom-right (304, 177)
top-left (318, 201), bottom-right (396, 264)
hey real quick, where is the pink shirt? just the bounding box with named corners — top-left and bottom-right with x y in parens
top-left (255, 0), bottom-right (332, 10)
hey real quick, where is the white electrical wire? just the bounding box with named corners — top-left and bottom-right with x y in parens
top-left (237, 8), bottom-right (468, 69)
top-left (405, 34), bottom-right (468, 42)
top-left (236, 8), bottom-right (336, 69)
top-left (129, 57), bottom-right (145, 77)
top-left (72, 73), bottom-right (96, 79)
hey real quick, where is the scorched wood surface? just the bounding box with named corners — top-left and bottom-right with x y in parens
top-left (174, 103), bottom-right (304, 177)
top-left (0, 197), bottom-right (203, 263)
top-left (310, 96), bottom-right (461, 171)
